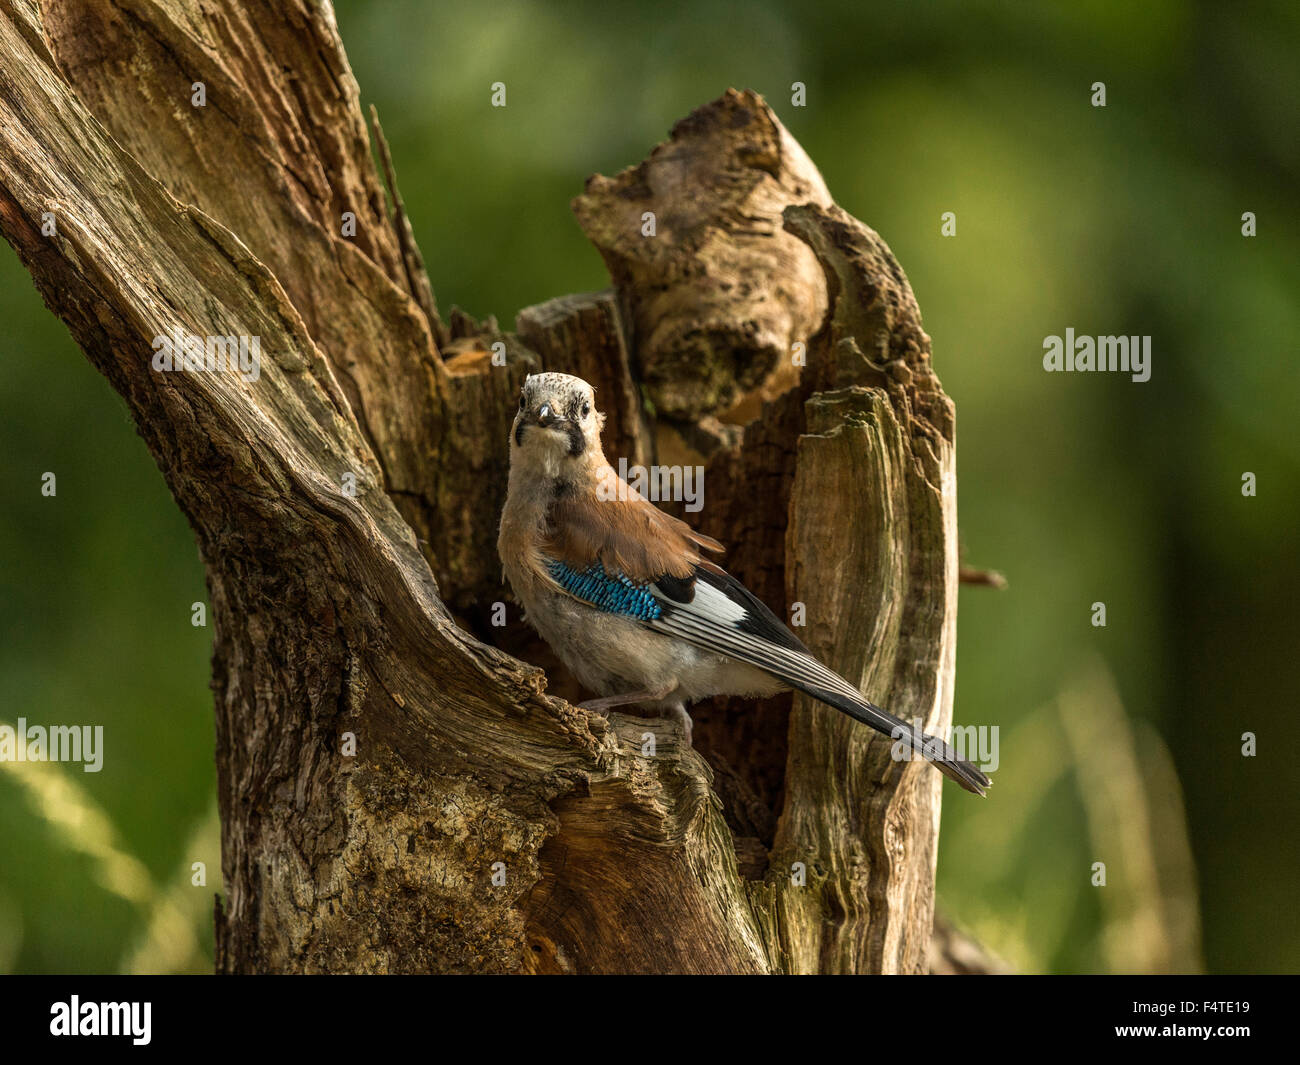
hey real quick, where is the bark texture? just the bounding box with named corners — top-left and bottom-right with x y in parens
top-left (0, 1), bottom-right (966, 973)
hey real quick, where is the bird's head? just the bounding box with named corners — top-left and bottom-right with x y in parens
top-left (510, 372), bottom-right (604, 476)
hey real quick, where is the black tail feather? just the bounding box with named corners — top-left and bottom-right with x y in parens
top-left (799, 683), bottom-right (992, 797)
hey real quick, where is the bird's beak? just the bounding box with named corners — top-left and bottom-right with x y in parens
top-left (513, 400), bottom-right (585, 456)
top-left (514, 401), bottom-right (574, 450)
top-left (522, 402), bottom-right (569, 430)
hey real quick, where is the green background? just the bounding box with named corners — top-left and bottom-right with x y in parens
top-left (2, 0), bottom-right (1296, 973)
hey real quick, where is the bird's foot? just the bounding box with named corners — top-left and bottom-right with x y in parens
top-left (578, 703), bottom-right (611, 718)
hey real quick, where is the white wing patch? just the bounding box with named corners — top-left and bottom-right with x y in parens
top-left (662, 578), bottom-right (748, 625)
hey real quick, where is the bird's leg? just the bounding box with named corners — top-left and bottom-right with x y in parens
top-left (578, 678), bottom-right (677, 713)
top-left (667, 702), bottom-right (693, 746)
top-left (578, 683), bottom-right (693, 747)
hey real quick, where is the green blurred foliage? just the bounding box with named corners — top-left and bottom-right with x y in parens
top-left (1, 0), bottom-right (1295, 973)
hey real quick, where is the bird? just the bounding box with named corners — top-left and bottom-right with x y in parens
top-left (497, 371), bottom-right (990, 795)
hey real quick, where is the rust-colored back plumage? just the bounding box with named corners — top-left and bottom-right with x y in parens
top-left (544, 465), bottom-right (722, 582)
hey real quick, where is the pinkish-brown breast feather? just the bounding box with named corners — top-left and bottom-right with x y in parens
top-left (544, 469), bottom-right (722, 583)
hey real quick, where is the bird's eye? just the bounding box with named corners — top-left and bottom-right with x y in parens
top-left (581, 401), bottom-right (591, 418)
top-left (518, 394), bottom-right (526, 410)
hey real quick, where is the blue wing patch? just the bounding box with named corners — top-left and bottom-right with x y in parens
top-left (546, 559), bottom-right (663, 620)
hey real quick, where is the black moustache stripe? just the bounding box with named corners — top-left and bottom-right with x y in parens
top-left (513, 418), bottom-right (584, 456)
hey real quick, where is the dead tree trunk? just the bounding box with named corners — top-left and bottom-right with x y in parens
top-left (0, 1), bottom-right (963, 973)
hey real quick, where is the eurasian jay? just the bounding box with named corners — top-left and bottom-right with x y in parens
top-left (498, 372), bottom-right (990, 795)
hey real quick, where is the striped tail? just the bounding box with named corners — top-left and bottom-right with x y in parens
top-left (798, 683), bottom-right (991, 796)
